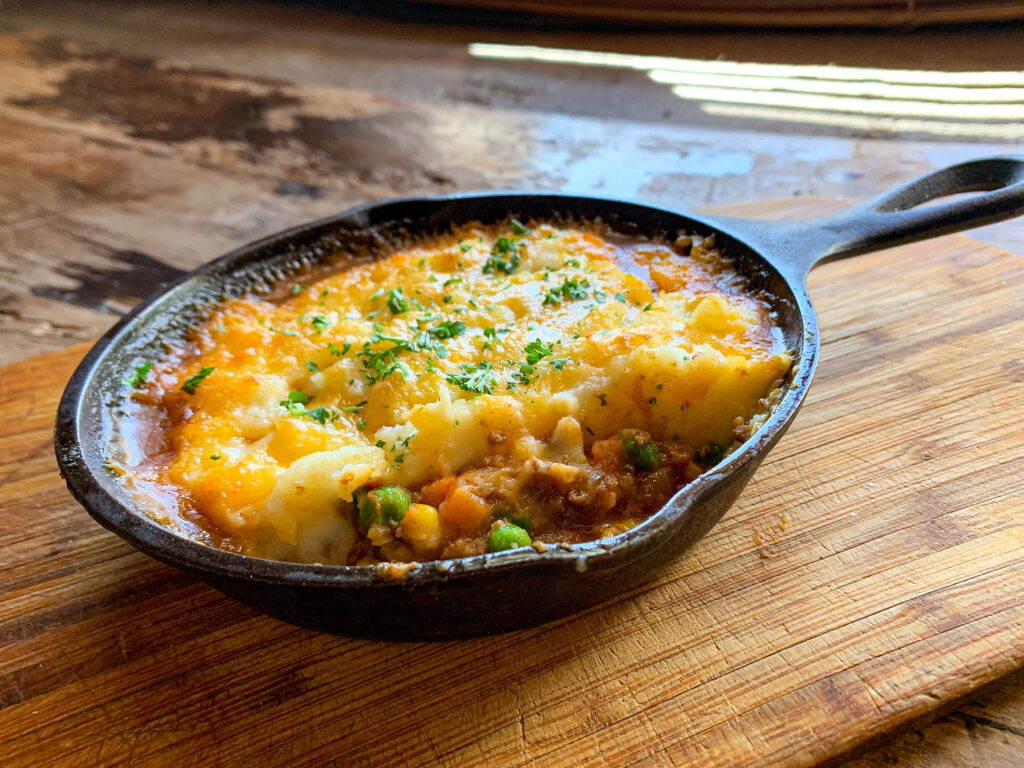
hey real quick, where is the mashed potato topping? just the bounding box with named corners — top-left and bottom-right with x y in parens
top-left (122, 220), bottom-right (791, 565)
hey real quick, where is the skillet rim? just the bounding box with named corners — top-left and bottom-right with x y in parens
top-left (53, 190), bottom-right (820, 589)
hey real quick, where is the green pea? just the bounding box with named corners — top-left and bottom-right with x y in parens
top-left (507, 514), bottom-right (532, 532)
top-left (375, 486), bottom-right (412, 524)
top-left (354, 486), bottom-right (411, 532)
top-left (623, 436), bottom-right (661, 471)
top-left (496, 511), bottom-right (532, 531)
top-left (488, 523), bottom-right (532, 553)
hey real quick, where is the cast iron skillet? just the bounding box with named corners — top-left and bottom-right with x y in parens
top-left (55, 156), bottom-right (1024, 640)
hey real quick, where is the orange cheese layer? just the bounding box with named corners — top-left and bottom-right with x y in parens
top-left (127, 222), bottom-right (791, 563)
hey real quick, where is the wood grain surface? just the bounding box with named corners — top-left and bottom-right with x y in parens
top-left (1, 196), bottom-right (1023, 766)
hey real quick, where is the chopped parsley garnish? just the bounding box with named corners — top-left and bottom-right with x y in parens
top-left (375, 439), bottom-right (386, 448)
top-left (614, 292), bottom-right (627, 303)
top-left (209, 454), bottom-right (221, 461)
top-left (328, 342), bottom-right (342, 356)
top-left (565, 258), bottom-right (580, 268)
top-left (597, 393), bottom-right (608, 406)
top-left (307, 360), bottom-right (319, 371)
top-left (483, 326), bottom-right (510, 340)
top-left (357, 333), bottom-right (414, 385)
top-left (643, 303), bottom-right (652, 311)
top-left (213, 325), bottom-right (227, 333)
top-left (291, 283), bottom-right (304, 294)
top-left (280, 390), bottom-right (313, 415)
top-left (446, 362), bottom-right (496, 394)
top-left (459, 240), bottom-right (471, 253)
top-left (280, 391), bottom-right (331, 424)
top-left (512, 363), bottom-right (535, 387)
top-left (310, 315), bottom-right (330, 333)
top-left (543, 277), bottom-right (589, 306)
top-left (306, 407), bottom-right (330, 425)
top-left (483, 236), bottom-right (520, 275)
top-left (386, 287), bottom-right (409, 314)
top-left (443, 276), bottom-right (463, 287)
top-left (370, 324), bottom-right (403, 343)
top-left (269, 326), bottom-right (298, 337)
top-left (181, 366), bottom-right (215, 395)
top-left (524, 338), bottom-right (554, 365)
top-left (411, 333), bottom-right (446, 358)
top-left (649, 396), bottom-right (657, 405)
top-left (550, 358), bottom-right (569, 370)
top-left (341, 401), bottom-right (367, 413)
top-left (509, 218), bottom-right (531, 236)
top-left (428, 320), bottom-right (467, 339)
top-left (127, 362), bottom-right (152, 389)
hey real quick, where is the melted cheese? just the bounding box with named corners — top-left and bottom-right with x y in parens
top-left (135, 222), bottom-right (791, 563)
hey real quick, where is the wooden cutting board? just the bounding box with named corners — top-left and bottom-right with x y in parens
top-left (1, 199), bottom-right (1023, 767)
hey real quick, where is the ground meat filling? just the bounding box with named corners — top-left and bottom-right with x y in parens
top-left (342, 426), bottom-right (714, 564)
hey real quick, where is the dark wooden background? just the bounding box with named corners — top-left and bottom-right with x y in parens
top-left (0, 2), bottom-right (1022, 765)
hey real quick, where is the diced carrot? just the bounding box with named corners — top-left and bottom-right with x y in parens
top-left (438, 485), bottom-right (490, 532)
top-left (419, 475), bottom-right (456, 506)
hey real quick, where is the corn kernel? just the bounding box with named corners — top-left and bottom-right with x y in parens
top-left (400, 503), bottom-right (441, 553)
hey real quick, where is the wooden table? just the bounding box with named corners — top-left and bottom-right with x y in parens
top-left (1, 3), bottom-right (1023, 765)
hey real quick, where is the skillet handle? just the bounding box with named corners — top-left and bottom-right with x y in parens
top-left (708, 156), bottom-right (1024, 283)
